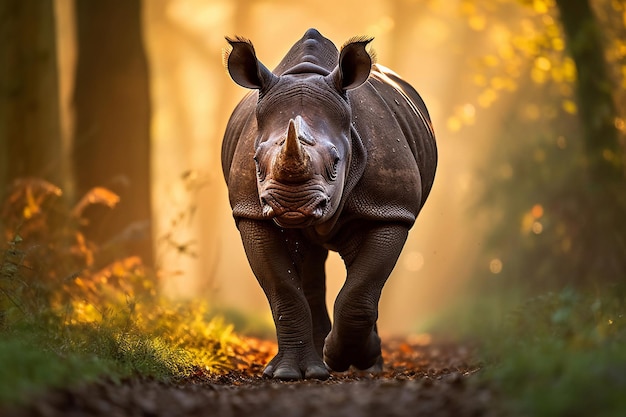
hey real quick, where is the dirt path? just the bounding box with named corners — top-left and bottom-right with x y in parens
top-left (3, 337), bottom-right (499, 417)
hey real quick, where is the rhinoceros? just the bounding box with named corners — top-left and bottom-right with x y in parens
top-left (222, 28), bottom-right (437, 380)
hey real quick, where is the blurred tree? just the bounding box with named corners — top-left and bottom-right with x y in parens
top-left (463, 0), bottom-right (626, 290)
top-left (551, 0), bottom-right (626, 284)
top-left (554, 0), bottom-right (624, 180)
top-left (0, 0), bottom-right (64, 197)
top-left (72, 0), bottom-right (153, 267)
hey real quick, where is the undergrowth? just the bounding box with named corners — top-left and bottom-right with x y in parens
top-left (479, 285), bottom-right (626, 417)
top-left (0, 178), bottom-right (239, 406)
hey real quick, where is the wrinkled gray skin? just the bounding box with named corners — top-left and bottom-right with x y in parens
top-left (222, 29), bottom-right (437, 380)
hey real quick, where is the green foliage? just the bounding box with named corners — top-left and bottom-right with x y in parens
top-left (0, 179), bottom-right (240, 406)
top-left (476, 93), bottom-right (626, 289)
top-left (480, 286), bottom-right (626, 417)
top-left (0, 328), bottom-right (110, 405)
top-left (440, 2), bottom-right (626, 414)
top-left (463, 0), bottom-right (626, 289)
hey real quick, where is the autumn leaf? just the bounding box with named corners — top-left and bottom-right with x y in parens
top-left (72, 187), bottom-right (121, 219)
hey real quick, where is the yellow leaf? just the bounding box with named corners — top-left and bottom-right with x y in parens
top-left (521, 212), bottom-right (534, 234)
top-left (460, 0), bottom-right (476, 16)
top-left (563, 58), bottom-right (577, 82)
top-left (533, 0), bottom-right (549, 14)
top-left (483, 55), bottom-right (500, 67)
top-left (551, 37), bottom-right (565, 51)
top-left (23, 205), bottom-right (33, 220)
top-left (23, 186), bottom-right (40, 219)
top-left (469, 14), bottom-right (486, 31)
top-left (562, 99), bottom-right (578, 114)
top-left (534, 56), bottom-right (551, 71)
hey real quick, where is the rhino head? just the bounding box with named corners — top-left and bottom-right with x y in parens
top-left (225, 36), bottom-right (373, 229)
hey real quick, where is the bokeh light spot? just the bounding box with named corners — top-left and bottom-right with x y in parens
top-left (489, 258), bottom-right (503, 274)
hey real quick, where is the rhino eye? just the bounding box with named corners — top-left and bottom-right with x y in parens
top-left (327, 147), bottom-right (340, 181)
top-left (253, 155), bottom-right (266, 181)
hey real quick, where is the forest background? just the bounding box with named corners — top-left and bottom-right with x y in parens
top-left (1, 0), bottom-right (625, 339)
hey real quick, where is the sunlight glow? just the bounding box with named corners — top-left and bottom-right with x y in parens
top-left (404, 251), bottom-right (425, 272)
top-left (489, 258), bottom-right (503, 274)
top-left (477, 88), bottom-right (498, 108)
top-left (167, 0), bottom-right (232, 39)
top-left (366, 15), bottom-right (395, 38)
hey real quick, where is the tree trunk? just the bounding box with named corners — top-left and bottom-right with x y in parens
top-left (73, 0), bottom-right (153, 267)
top-left (555, 0), bottom-right (624, 182)
top-left (555, 0), bottom-right (626, 284)
top-left (0, 0), bottom-right (63, 196)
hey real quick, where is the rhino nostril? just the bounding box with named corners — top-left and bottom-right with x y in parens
top-left (315, 198), bottom-right (329, 215)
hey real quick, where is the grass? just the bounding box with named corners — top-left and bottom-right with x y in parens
top-left (0, 179), bottom-right (241, 407)
top-left (0, 325), bottom-right (112, 405)
top-left (438, 285), bottom-right (626, 417)
top-left (0, 300), bottom-right (240, 406)
top-left (486, 286), bottom-right (626, 417)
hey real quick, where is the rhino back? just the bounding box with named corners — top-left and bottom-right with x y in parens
top-left (343, 65), bottom-right (437, 225)
top-left (273, 28), bottom-right (338, 76)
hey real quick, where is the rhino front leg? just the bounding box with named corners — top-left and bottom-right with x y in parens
top-left (323, 222), bottom-right (409, 372)
top-left (237, 219), bottom-right (329, 380)
top-left (300, 245), bottom-right (331, 357)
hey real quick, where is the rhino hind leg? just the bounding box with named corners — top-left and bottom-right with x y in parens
top-left (237, 219), bottom-right (330, 380)
top-left (323, 223), bottom-right (409, 372)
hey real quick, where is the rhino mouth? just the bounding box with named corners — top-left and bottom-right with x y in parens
top-left (259, 183), bottom-right (330, 228)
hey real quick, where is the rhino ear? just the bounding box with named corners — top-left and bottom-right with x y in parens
top-left (330, 37), bottom-right (373, 91)
top-left (224, 37), bottom-right (277, 90)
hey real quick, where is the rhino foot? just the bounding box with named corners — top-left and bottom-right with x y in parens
top-left (323, 330), bottom-right (383, 372)
top-left (353, 355), bottom-right (384, 373)
top-left (262, 352), bottom-right (330, 380)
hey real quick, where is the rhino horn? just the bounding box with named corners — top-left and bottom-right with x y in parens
top-left (274, 118), bottom-right (312, 182)
top-left (285, 118), bottom-right (304, 159)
